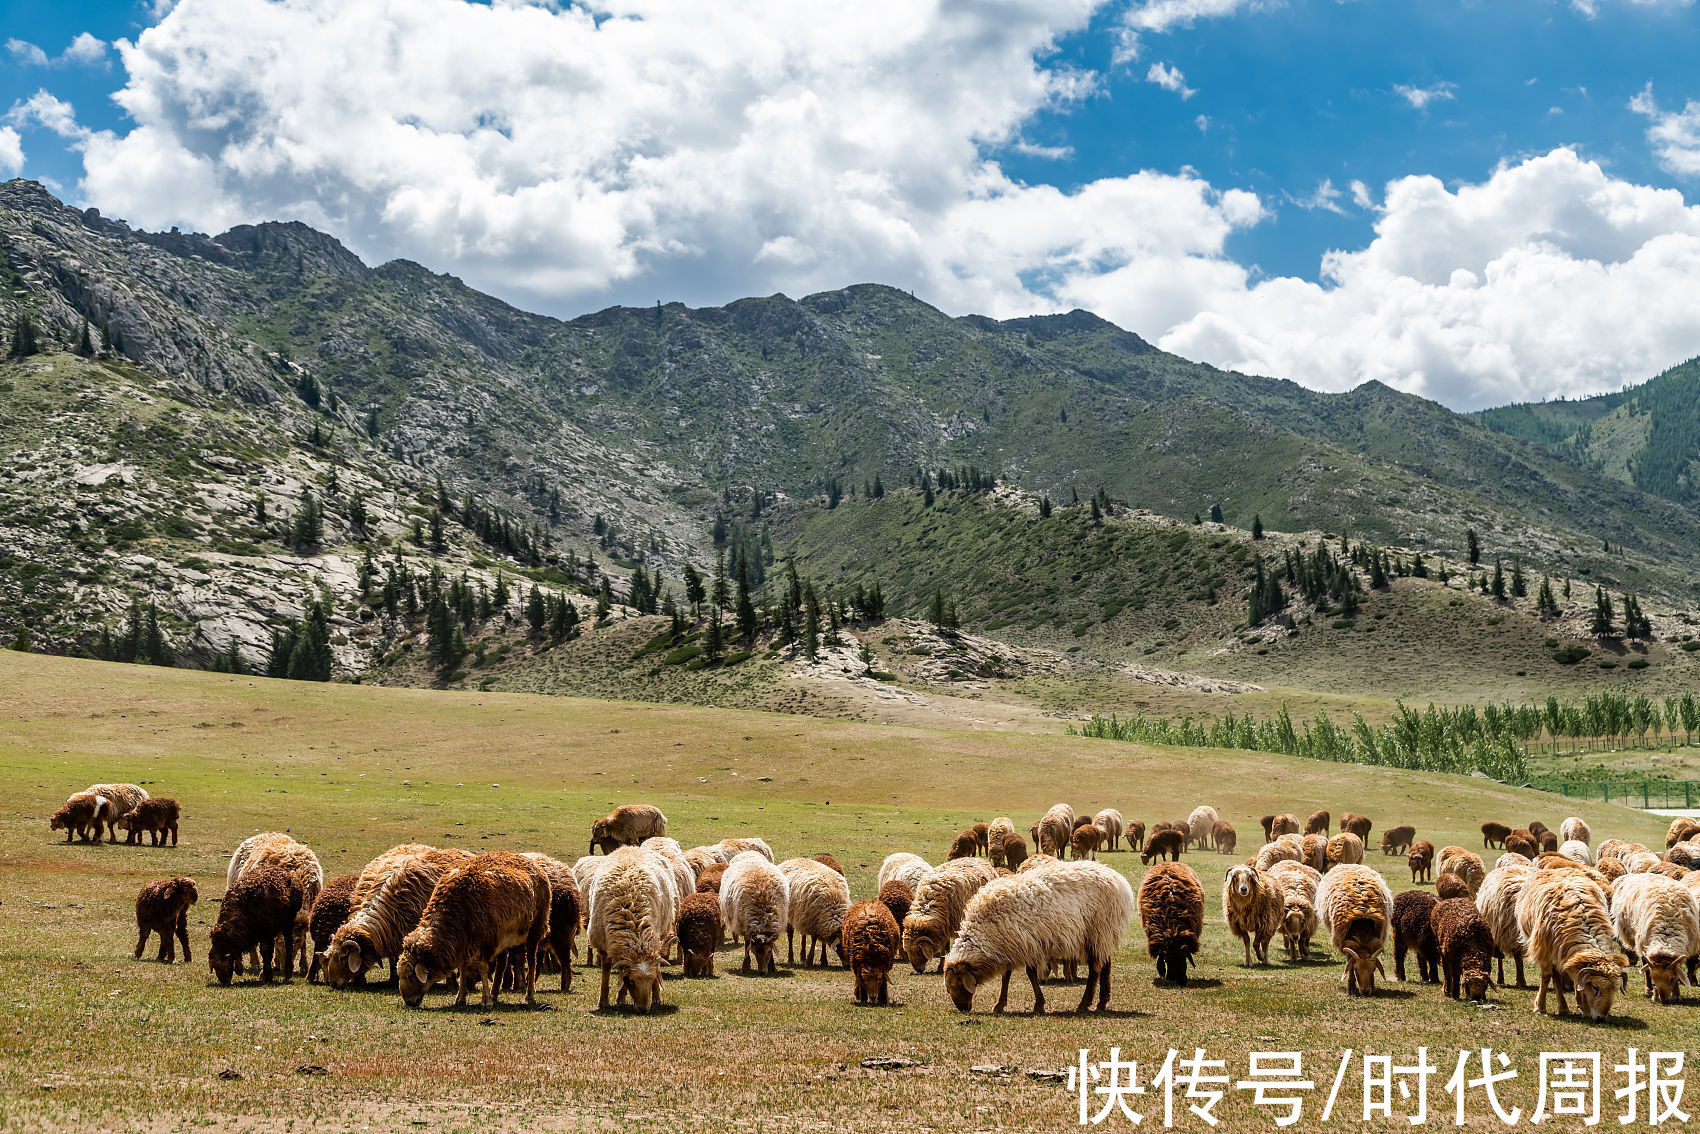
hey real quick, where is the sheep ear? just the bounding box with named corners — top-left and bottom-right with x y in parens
top-left (413, 963), bottom-right (430, 985)
top-left (346, 951), bottom-right (362, 973)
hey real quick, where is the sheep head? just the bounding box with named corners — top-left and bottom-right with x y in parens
top-left (1461, 964), bottom-right (1491, 1002)
top-left (1643, 953), bottom-right (1686, 1004)
top-left (1226, 866), bottom-right (1256, 903)
top-left (1157, 941), bottom-right (1196, 985)
top-left (1565, 950), bottom-right (1629, 1020)
top-left (943, 960), bottom-right (976, 1011)
top-left (589, 819), bottom-right (611, 855)
top-left (1341, 945), bottom-right (1383, 996)
top-left (747, 930), bottom-right (778, 974)
top-left (397, 940), bottom-right (447, 1008)
top-left (48, 809), bottom-right (68, 832)
top-left (619, 954), bottom-right (664, 1012)
top-left (902, 919), bottom-right (944, 974)
top-left (208, 928), bottom-right (243, 986)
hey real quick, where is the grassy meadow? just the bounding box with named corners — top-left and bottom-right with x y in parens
top-left (0, 649), bottom-right (1695, 1132)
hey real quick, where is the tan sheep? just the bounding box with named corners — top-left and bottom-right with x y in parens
top-left (1557, 840), bottom-right (1592, 865)
top-left (878, 852), bottom-right (931, 894)
top-left (1495, 852), bottom-right (1534, 872)
top-left (1668, 818), bottom-right (1700, 849)
top-left (1316, 864), bottom-right (1394, 996)
top-left (86, 783), bottom-right (147, 843)
top-left (1300, 833), bottom-right (1328, 873)
top-left (903, 856), bottom-right (998, 973)
top-left (721, 852), bottom-right (788, 975)
top-left (1325, 832), bottom-right (1365, 871)
top-left (1222, 865), bottom-right (1285, 966)
top-left (1036, 804), bottom-right (1075, 857)
top-left (1475, 863), bottom-right (1535, 987)
top-left (1268, 858), bottom-right (1322, 962)
top-left (1560, 817), bottom-right (1591, 847)
top-left (1254, 833), bottom-right (1305, 873)
top-left (1610, 872), bottom-right (1700, 1003)
top-left (399, 852), bottom-right (550, 1010)
top-left (326, 849), bottom-right (474, 988)
top-left (1093, 809), bottom-right (1124, 852)
top-left (778, 857), bottom-right (851, 966)
top-left (1269, 813), bottom-right (1301, 838)
top-left (589, 804), bottom-right (667, 855)
top-left (1516, 868), bottom-right (1628, 1019)
top-left (583, 846), bottom-right (671, 1009)
top-left (1437, 847), bottom-right (1485, 897)
top-left (1187, 806), bottom-right (1220, 851)
top-left (987, 818), bottom-right (1016, 866)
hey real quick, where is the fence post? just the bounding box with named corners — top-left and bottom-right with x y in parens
top-left (1644, 783), bottom-right (1650, 810)
top-left (1688, 782), bottom-right (1693, 810)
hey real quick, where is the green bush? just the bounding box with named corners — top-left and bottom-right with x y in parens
top-left (663, 645), bottom-right (702, 665)
top-left (1683, 641), bottom-right (1700, 653)
top-left (1553, 644), bottom-right (1590, 665)
top-left (1627, 658), bottom-right (1649, 670)
top-left (1331, 618), bottom-right (1356, 630)
top-left (723, 651), bottom-right (752, 666)
top-left (1597, 659), bottom-right (1618, 669)
top-left (1543, 637), bottom-right (1559, 648)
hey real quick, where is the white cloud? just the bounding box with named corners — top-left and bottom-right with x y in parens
top-left (6, 39), bottom-right (49, 67)
top-left (62, 34), bottom-right (109, 67)
top-left (1349, 179), bottom-right (1374, 210)
top-left (1289, 179), bottom-right (1345, 214)
top-left (1117, 0), bottom-right (1267, 61)
top-left (1573, 0), bottom-right (1694, 16)
top-left (1394, 82), bottom-right (1456, 111)
top-left (1145, 62), bottom-right (1197, 99)
top-left (5, 91), bottom-right (89, 140)
top-left (1195, 114), bottom-right (1210, 133)
top-left (1630, 83), bottom-right (1700, 177)
top-left (7, 33), bottom-right (110, 68)
top-left (0, 127), bottom-right (23, 177)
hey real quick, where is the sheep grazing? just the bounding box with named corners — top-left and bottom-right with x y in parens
top-left (1379, 825), bottom-right (1416, 856)
top-left (1222, 865), bottom-right (1284, 966)
top-left (50, 791), bottom-right (106, 843)
top-left (1668, 818), bottom-right (1700, 849)
top-left (116, 797), bottom-right (180, 846)
top-left (1141, 830), bottom-right (1185, 864)
top-left (1305, 810), bottom-right (1330, 836)
top-left (1187, 806), bottom-right (1220, 851)
top-left (1596, 838), bottom-right (1629, 862)
top-left (1516, 869), bottom-right (1628, 1019)
top-left (399, 852), bottom-right (551, 1010)
top-left (947, 829), bottom-right (978, 861)
top-left (1610, 873), bottom-right (1700, 1003)
top-left (587, 804), bottom-right (668, 855)
top-left (903, 857), bottom-right (998, 973)
top-left (134, 877), bottom-right (197, 963)
top-left (1503, 832), bottom-right (1538, 859)
top-left (1269, 813), bottom-right (1300, 839)
top-left (1212, 822), bottom-right (1238, 857)
top-left (209, 864), bottom-right (305, 985)
top-left (1070, 825), bottom-right (1102, 861)
top-left (877, 879), bottom-right (913, 925)
top-left (1435, 873), bottom-right (1469, 900)
top-left (226, 832), bottom-right (323, 975)
top-left (944, 860), bottom-right (1135, 1014)
top-left (1653, 861), bottom-right (1690, 882)
top-left (1624, 851), bottom-right (1663, 875)
top-left (1476, 864), bottom-right (1535, 987)
top-left (1001, 835), bottom-right (1029, 871)
top-left (1266, 862), bottom-right (1321, 963)
top-left (1560, 817), bottom-right (1591, 847)
top-left (1596, 857), bottom-right (1628, 885)
top-left (697, 862), bottom-right (729, 894)
top-left (325, 849), bottom-right (473, 989)
top-left (1317, 864), bottom-right (1394, 996)
top-left (87, 783), bottom-right (148, 843)
top-left (307, 873), bottom-right (359, 983)
top-left (1391, 889), bottom-right (1440, 983)
top-left (521, 852), bottom-right (584, 992)
top-left (1341, 814), bottom-right (1372, 842)
top-left (722, 852), bottom-right (789, 975)
top-left (1495, 852), bottom-right (1534, 872)
top-left (1432, 898), bottom-right (1495, 1001)
top-left (1036, 804), bottom-right (1075, 857)
top-left (1557, 840), bottom-right (1592, 866)
top-left (813, 853), bottom-right (845, 876)
top-left (1539, 831), bottom-right (1559, 854)
top-left (1300, 833), bottom-right (1328, 873)
top-left (779, 857), bottom-right (851, 966)
top-left (1092, 809), bottom-right (1123, 852)
top-left (1407, 840), bottom-right (1435, 884)
top-left (842, 899), bottom-right (902, 1005)
top-left (1135, 862), bottom-right (1205, 986)
top-left (1017, 854), bottom-right (1058, 873)
top-left (1125, 820), bottom-right (1146, 853)
top-left (1437, 847), bottom-right (1485, 897)
top-left (684, 847), bottom-right (717, 879)
top-left (1259, 814), bottom-right (1278, 841)
top-left (349, 843), bottom-right (435, 910)
top-left (582, 847), bottom-right (673, 1010)
top-left (877, 852), bottom-right (932, 895)
top-left (1325, 832), bottom-right (1365, 871)
top-left (1254, 834), bottom-right (1305, 873)
top-left (970, 821), bottom-right (991, 856)
top-left (718, 836), bottom-right (777, 863)
top-left (1527, 820), bottom-right (1551, 843)
top-left (677, 891), bottom-right (723, 978)
top-left (987, 818), bottom-right (1016, 865)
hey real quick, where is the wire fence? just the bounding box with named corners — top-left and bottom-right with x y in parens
top-left (1533, 781), bottom-right (1700, 809)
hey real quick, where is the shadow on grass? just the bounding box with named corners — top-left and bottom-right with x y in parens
top-left (723, 966), bottom-right (797, 980)
top-left (1151, 977), bottom-right (1224, 990)
top-left (590, 1002), bottom-right (682, 1018)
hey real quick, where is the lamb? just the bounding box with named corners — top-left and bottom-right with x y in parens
top-left (1269, 814), bottom-right (1300, 838)
top-left (1437, 848), bottom-right (1485, 897)
top-left (1432, 898), bottom-right (1495, 1001)
top-left (1379, 825), bottom-right (1416, 856)
top-left (1408, 840), bottom-right (1435, 884)
top-left (1516, 869), bottom-right (1628, 1019)
top-left (209, 863), bottom-right (305, 985)
top-left (987, 818), bottom-right (1016, 865)
top-left (226, 832), bottom-right (322, 974)
top-left (1475, 863), bottom-right (1534, 987)
top-left (1254, 833), bottom-right (1305, 873)
top-left (697, 862), bottom-right (729, 894)
top-left (1187, 806), bottom-right (1220, 851)
top-left (1560, 817), bottom-right (1591, 847)
top-left (325, 849), bottom-right (474, 988)
top-left (1037, 804), bottom-right (1075, 857)
top-left (521, 852), bottom-right (583, 991)
top-left (842, 899), bottom-right (902, 1005)
top-left (1325, 832), bottom-right (1365, 871)
top-left (971, 822), bottom-right (991, 856)
top-left (399, 852), bottom-right (551, 1010)
top-left (1609, 873), bottom-right (1700, 1003)
top-left (1435, 873), bottom-right (1470, 900)
top-left (943, 860), bottom-right (1135, 1014)
top-left (877, 852), bottom-right (932, 895)
top-left (903, 856), bottom-right (998, 973)
top-left (677, 891), bottom-right (723, 978)
top-left (722, 851), bottom-right (789, 975)
top-left (589, 804), bottom-right (668, 855)
top-left (1222, 865), bottom-right (1285, 966)
top-left (947, 829), bottom-right (978, 860)
top-left (49, 791), bottom-right (106, 843)
top-left (1000, 835), bottom-right (1029, 871)
top-left (779, 857), bottom-right (851, 966)
top-left (1141, 829), bottom-right (1185, 864)
top-left (1558, 840), bottom-right (1593, 865)
top-left (1212, 821), bottom-right (1237, 856)
top-left (1480, 821), bottom-right (1510, 849)
top-left (1503, 832), bottom-right (1538, 859)
top-left (1093, 809), bottom-right (1124, 852)
top-left (1668, 818), bottom-right (1700, 849)
top-left (86, 783), bottom-right (148, 843)
top-left (1316, 864), bottom-right (1394, 996)
top-left (1070, 825), bottom-right (1102, 861)
top-left (1391, 888), bottom-right (1439, 983)
top-left (115, 797), bottom-right (180, 846)
top-left (1340, 814), bottom-right (1372, 842)
top-left (1125, 820), bottom-right (1146, 853)
top-left (1305, 810), bottom-right (1330, 836)
top-left (134, 876), bottom-right (197, 963)
top-left (307, 873), bottom-right (359, 983)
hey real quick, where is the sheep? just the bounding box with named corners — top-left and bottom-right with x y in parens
top-left (307, 873), bottom-right (359, 983)
top-left (1668, 843), bottom-right (1700, 870)
top-left (842, 899), bottom-right (902, 1005)
top-left (1437, 847), bottom-right (1485, 897)
top-left (1000, 835), bottom-right (1029, 871)
top-left (813, 853), bottom-right (845, 876)
top-left (1316, 864), bottom-right (1394, 996)
top-left (1126, 820), bottom-right (1146, 853)
top-left (349, 843), bottom-right (436, 911)
top-left (1017, 854), bottom-right (1058, 873)
top-left (134, 876), bottom-right (197, 963)
top-left (1516, 869), bottom-right (1628, 1019)
top-left (947, 829), bottom-right (978, 860)
top-left (1269, 813), bottom-right (1300, 838)
top-left (1527, 820), bottom-right (1551, 844)
top-left (684, 846), bottom-right (717, 879)
top-left (1503, 832), bottom-right (1538, 859)
top-left (87, 783), bottom-right (148, 843)
top-left (877, 852), bottom-right (931, 895)
top-left (1432, 898), bottom-right (1495, 1001)
top-left (1187, 806), bottom-right (1220, 851)
top-left (697, 862), bottom-right (729, 894)
top-left (209, 864), bottom-right (305, 985)
top-left (640, 836), bottom-right (697, 942)
top-left (1379, 825), bottom-right (1416, 856)
top-left (1212, 821), bottom-right (1238, 856)
top-left (589, 804), bottom-right (667, 855)
top-left (1624, 851), bottom-right (1663, 875)
top-left (1259, 814), bottom-right (1278, 841)
top-left (987, 818), bottom-right (1016, 865)
top-left (399, 852), bottom-right (551, 1010)
top-left (1480, 821), bottom-right (1510, 849)
top-left (1436, 874), bottom-right (1470, 900)
top-left (1596, 857), bottom-right (1628, 885)
top-left (1254, 833), bottom-right (1305, 873)
top-left (326, 848), bottom-right (475, 988)
top-left (722, 852), bottom-right (788, 975)
top-left (1596, 838), bottom-right (1629, 862)
top-left (49, 791), bottom-right (106, 843)
top-left (1073, 814), bottom-right (1096, 833)
top-left (877, 879), bottom-right (913, 925)
top-left (1070, 825), bottom-right (1102, 861)
top-left (1305, 810), bottom-right (1330, 836)
top-left (1391, 889), bottom-right (1440, 983)
top-left (1267, 859), bottom-right (1321, 903)
top-left (971, 821), bottom-right (991, 857)
top-left (677, 891), bottom-right (723, 978)
top-left (1668, 818), bottom-right (1700, 849)
top-left (1086, 809), bottom-right (1120, 853)
top-left (1558, 840), bottom-right (1593, 865)
top-left (903, 856), bottom-right (998, 974)
top-left (521, 852), bottom-right (583, 991)
top-left (779, 857), bottom-right (851, 966)
top-left (1037, 804), bottom-right (1075, 857)
top-left (1652, 862), bottom-right (1689, 882)
top-left (1495, 852), bottom-right (1534, 872)
top-left (1223, 865), bottom-right (1285, 966)
top-left (1476, 864), bottom-right (1534, 987)
top-left (226, 832), bottom-right (323, 974)
top-left (1560, 817), bottom-right (1591, 847)
top-left (1325, 832), bottom-right (1365, 871)
top-left (944, 860), bottom-right (1135, 1014)
top-left (115, 797), bottom-right (180, 846)
top-left (1267, 859), bottom-right (1321, 959)
top-left (1141, 829), bottom-right (1185, 864)
top-left (1610, 873), bottom-right (1700, 1003)
top-left (1341, 814), bottom-right (1372, 842)
top-left (1300, 833), bottom-right (1328, 873)
top-left (1408, 840), bottom-right (1435, 884)
top-left (1539, 831), bottom-right (1558, 854)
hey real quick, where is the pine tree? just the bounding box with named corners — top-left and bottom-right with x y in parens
top-left (8, 624), bottom-right (31, 652)
top-left (525, 586), bottom-right (546, 634)
top-left (1369, 552), bottom-right (1387, 589)
top-left (429, 511), bottom-right (446, 553)
top-left (141, 602), bottom-right (171, 666)
top-left (736, 561), bottom-right (758, 642)
top-left (365, 408), bottom-right (380, 438)
top-left (348, 494), bottom-right (367, 535)
top-left (286, 601), bottom-right (333, 681)
top-left (1491, 561), bottom-right (1507, 600)
top-left (1591, 586), bottom-right (1615, 638)
top-left (802, 587), bottom-right (820, 659)
top-left (292, 488), bottom-right (323, 549)
top-left (1251, 514), bottom-right (1264, 540)
top-left (704, 605), bottom-right (727, 661)
top-left (872, 474), bottom-right (884, 498)
top-left (1536, 577), bottom-right (1559, 619)
top-left (1090, 497), bottom-right (1102, 524)
top-left (1466, 529), bottom-right (1481, 566)
top-left (426, 594), bottom-right (460, 668)
top-left (75, 315), bottom-right (94, 357)
top-left (1511, 558), bottom-right (1527, 599)
top-left (922, 479), bottom-right (934, 507)
top-left (1209, 503), bottom-right (1223, 523)
top-left (8, 310), bottom-right (39, 358)
top-left (711, 547), bottom-right (730, 611)
top-left (683, 564), bottom-right (705, 615)
top-left (298, 371), bottom-right (321, 409)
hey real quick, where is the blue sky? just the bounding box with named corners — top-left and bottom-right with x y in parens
top-left (3, 0), bottom-right (1700, 409)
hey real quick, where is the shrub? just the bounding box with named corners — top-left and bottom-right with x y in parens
top-left (1331, 619), bottom-right (1357, 630)
top-left (1553, 644), bottom-right (1590, 665)
top-left (1597, 660), bottom-right (1618, 669)
top-left (1627, 658), bottom-right (1649, 670)
top-left (723, 651), bottom-right (752, 666)
top-left (663, 645), bottom-right (702, 666)
top-left (1543, 637), bottom-right (1559, 648)
top-left (1683, 641), bottom-right (1700, 653)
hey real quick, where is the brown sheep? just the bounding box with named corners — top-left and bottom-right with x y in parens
top-left (1481, 821), bottom-right (1511, 849)
top-left (1305, 810), bottom-right (1330, 836)
top-left (1000, 834), bottom-right (1029, 871)
top-left (521, 852), bottom-right (583, 992)
top-left (1504, 832), bottom-right (1538, 859)
top-left (1435, 873), bottom-right (1470, 900)
top-left (1408, 840), bottom-right (1435, 883)
top-left (1212, 821), bottom-right (1237, 856)
top-left (813, 853), bottom-right (845, 876)
top-left (325, 849), bottom-right (473, 988)
top-left (1527, 820), bottom-right (1551, 843)
top-left (1391, 888), bottom-right (1439, 983)
top-left (49, 792), bottom-right (105, 843)
top-left (877, 879), bottom-right (913, 925)
top-left (1301, 833), bottom-right (1329, 874)
top-left (1139, 862), bottom-right (1206, 986)
top-left (1070, 825), bottom-right (1102, 861)
top-left (306, 873), bottom-right (359, 983)
top-left (589, 803), bottom-right (668, 855)
top-left (1325, 832), bottom-right (1365, 871)
top-left (1317, 864), bottom-right (1394, 996)
top-left (697, 861), bottom-right (729, 894)
top-left (1259, 814), bottom-right (1277, 841)
top-left (116, 797), bottom-right (180, 846)
top-left (1269, 814), bottom-right (1301, 839)
top-left (1437, 846), bottom-right (1486, 896)
top-left (1340, 814), bottom-right (1372, 842)
top-left (1223, 865), bottom-right (1283, 966)
top-left (1668, 818), bottom-right (1700, 849)
top-left (209, 863), bottom-right (305, 985)
top-left (677, 891), bottom-right (723, 978)
top-left (1432, 898), bottom-right (1494, 1001)
top-left (971, 822), bottom-right (990, 856)
top-left (947, 829), bottom-right (978, 860)
top-left (1540, 831), bottom-right (1558, 854)
top-left (1141, 829), bottom-right (1185, 863)
top-left (1380, 825), bottom-right (1416, 856)
top-left (399, 852), bottom-right (551, 1009)
top-left (1125, 820), bottom-right (1146, 853)
top-left (842, 899), bottom-right (901, 1005)
top-left (1652, 861), bottom-right (1689, 881)
top-left (134, 877), bottom-right (197, 963)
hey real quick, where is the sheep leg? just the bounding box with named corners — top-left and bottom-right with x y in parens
top-left (157, 928), bottom-right (173, 964)
top-left (1075, 953), bottom-right (1097, 1013)
top-left (993, 970), bottom-right (1011, 1014)
top-left (742, 940), bottom-right (751, 974)
top-left (454, 966), bottom-right (472, 1008)
top-left (1243, 935), bottom-right (1252, 967)
top-left (135, 926), bottom-right (149, 960)
top-left (525, 942), bottom-right (539, 1005)
top-left (1027, 966), bottom-right (1045, 1015)
top-left (1097, 960), bottom-right (1112, 1010)
top-left (1535, 968), bottom-right (1550, 1014)
top-left (598, 961), bottom-right (612, 1009)
top-left (787, 926), bottom-right (795, 966)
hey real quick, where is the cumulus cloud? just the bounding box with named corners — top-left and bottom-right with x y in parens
top-left (1116, 0), bottom-right (1266, 61)
top-left (1630, 83), bottom-right (1700, 177)
top-left (5, 91), bottom-right (89, 140)
top-left (0, 127), bottom-right (23, 177)
top-left (1145, 62), bottom-right (1197, 99)
top-left (1289, 179), bottom-right (1345, 214)
top-left (1572, 0), bottom-right (1694, 16)
top-left (7, 33), bottom-right (109, 68)
top-left (62, 33), bottom-right (109, 67)
top-left (6, 39), bottom-right (49, 66)
top-left (1394, 82), bottom-right (1456, 111)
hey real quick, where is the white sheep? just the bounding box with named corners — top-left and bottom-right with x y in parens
top-left (1610, 873), bottom-right (1700, 1003)
top-left (720, 852), bottom-right (789, 974)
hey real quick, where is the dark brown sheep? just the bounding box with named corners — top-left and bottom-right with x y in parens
top-left (1259, 814), bottom-right (1277, 841)
top-left (1212, 821), bottom-right (1237, 856)
top-left (49, 793), bottom-right (104, 843)
top-left (1304, 810), bottom-right (1330, 836)
top-left (1527, 820), bottom-right (1551, 843)
top-left (1139, 862), bottom-right (1205, 985)
top-left (1539, 831), bottom-right (1558, 853)
top-left (876, 879), bottom-right (913, 926)
top-left (1141, 829), bottom-right (1185, 863)
top-left (1504, 832), bottom-right (1538, 859)
top-left (842, 899), bottom-right (901, 1005)
top-left (524, 853), bottom-right (583, 992)
top-left (1000, 834), bottom-right (1029, 871)
top-left (1126, 820), bottom-right (1146, 852)
top-left (209, 863), bottom-right (305, 985)
top-left (1380, 825), bottom-right (1416, 856)
top-left (813, 853), bottom-right (845, 876)
top-left (1435, 873), bottom-right (1470, 900)
top-left (1408, 840), bottom-right (1435, 883)
top-left (1391, 888), bottom-right (1439, 983)
top-left (697, 861), bottom-right (729, 894)
top-left (1073, 814), bottom-right (1095, 831)
top-left (1341, 814), bottom-right (1372, 841)
top-left (971, 822), bottom-right (990, 856)
top-left (116, 797), bottom-right (181, 846)
top-left (135, 877), bottom-right (197, 963)
top-left (1070, 825), bottom-right (1102, 861)
top-left (1480, 821), bottom-right (1511, 849)
top-left (398, 852), bottom-right (551, 1009)
top-left (1432, 898), bottom-right (1494, 1001)
top-left (306, 873), bottom-right (359, 983)
top-left (677, 891), bottom-right (723, 978)
top-left (947, 829), bottom-right (978, 860)
top-left (589, 804), bottom-right (667, 855)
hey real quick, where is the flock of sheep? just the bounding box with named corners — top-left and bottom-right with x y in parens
top-left (68, 786), bottom-right (1700, 1022)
